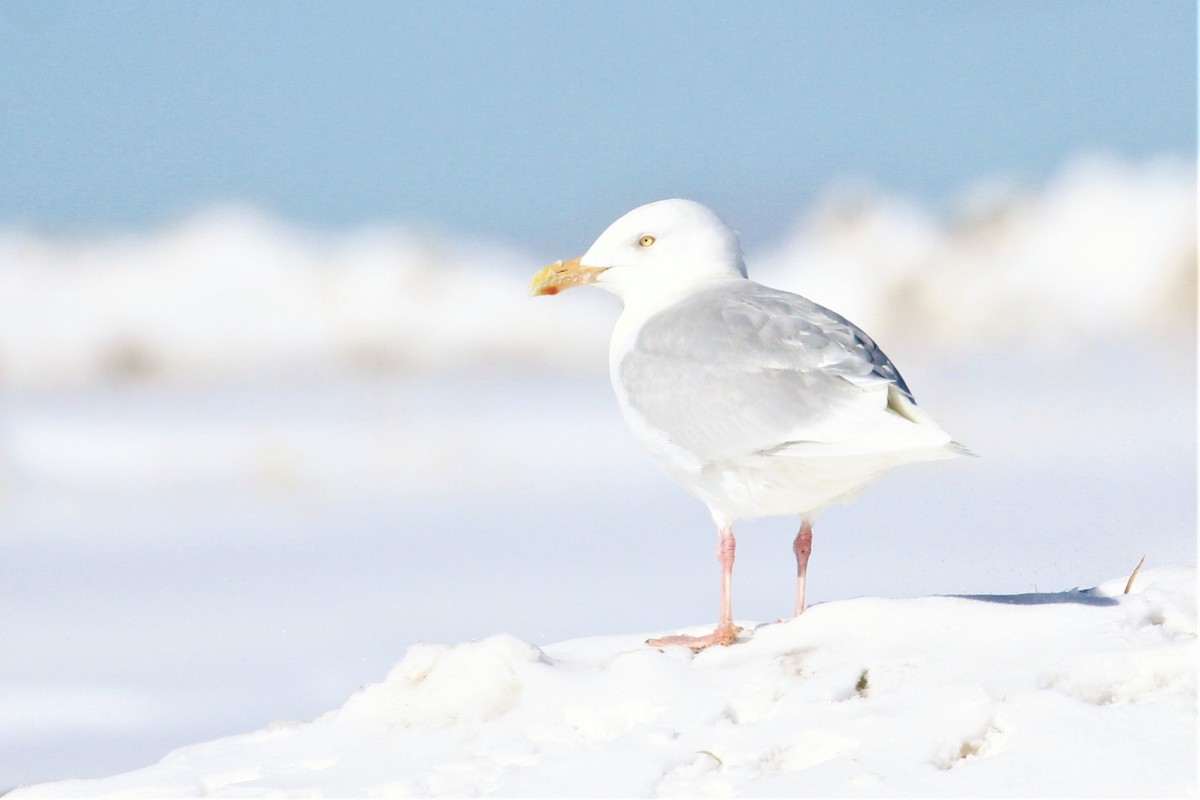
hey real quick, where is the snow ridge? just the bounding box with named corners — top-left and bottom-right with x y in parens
top-left (14, 567), bottom-right (1196, 798)
top-left (0, 155), bottom-right (1193, 388)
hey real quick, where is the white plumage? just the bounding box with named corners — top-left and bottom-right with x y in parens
top-left (532, 199), bottom-right (963, 649)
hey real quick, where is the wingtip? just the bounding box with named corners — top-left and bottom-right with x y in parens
top-left (948, 441), bottom-right (978, 458)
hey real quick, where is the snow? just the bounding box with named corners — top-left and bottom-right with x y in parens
top-left (0, 155), bottom-right (1193, 389)
top-left (12, 567), bottom-right (1195, 797)
top-left (1, 155), bottom-right (1195, 793)
top-left (754, 155), bottom-right (1196, 353)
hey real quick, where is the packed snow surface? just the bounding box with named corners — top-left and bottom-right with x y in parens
top-left (14, 567), bottom-right (1195, 797)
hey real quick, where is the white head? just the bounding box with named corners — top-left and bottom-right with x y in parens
top-left (531, 199), bottom-right (746, 308)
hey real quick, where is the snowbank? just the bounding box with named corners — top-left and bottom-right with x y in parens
top-left (14, 566), bottom-right (1195, 797)
top-left (0, 155), bottom-right (1193, 388)
top-left (0, 209), bottom-right (604, 388)
top-left (756, 155), bottom-right (1196, 354)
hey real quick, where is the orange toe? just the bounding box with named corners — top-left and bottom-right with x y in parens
top-left (647, 623), bottom-right (742, 651)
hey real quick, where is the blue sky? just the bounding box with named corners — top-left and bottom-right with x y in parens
top-left (0, 1), bottom-right (1194, 251)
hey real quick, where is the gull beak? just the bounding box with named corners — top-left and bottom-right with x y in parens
top-left (529, 257), bottom-right (608, 297)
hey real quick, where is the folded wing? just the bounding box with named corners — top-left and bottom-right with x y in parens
top-left (618, 280), bottom-right (953, 464)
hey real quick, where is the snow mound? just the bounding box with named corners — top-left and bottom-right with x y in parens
top-left (14, 567), bottom-right (1195, 797)
top-left (755, 154), bottom-right (1196, 353)
top-left (336, 634), bottom-right (550, 730)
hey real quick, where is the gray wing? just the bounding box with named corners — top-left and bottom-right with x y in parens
top-left (618, 280), bottom-right (918, 462)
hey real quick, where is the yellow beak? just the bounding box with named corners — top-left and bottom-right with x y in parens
top-left (529, 257), bottom-right (608, 296)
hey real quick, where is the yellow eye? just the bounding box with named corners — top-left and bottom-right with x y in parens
top-left (638, 234), bottom-right (656, 248)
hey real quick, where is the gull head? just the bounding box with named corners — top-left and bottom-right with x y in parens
top-left (530, 199), bottom-right (746, 305)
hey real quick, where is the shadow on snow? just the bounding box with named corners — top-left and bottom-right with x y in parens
top-left (950, 589), bottom-right (1119, 607)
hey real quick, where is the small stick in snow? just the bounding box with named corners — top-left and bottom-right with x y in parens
top-left (1123, 554), bottom-right (1147, 594)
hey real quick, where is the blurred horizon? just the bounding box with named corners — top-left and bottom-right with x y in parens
top-left (1, 152), bottom-right (1194, 391)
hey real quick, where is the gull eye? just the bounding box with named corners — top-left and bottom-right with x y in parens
top-left (638, 234), bottom-right (656, 248)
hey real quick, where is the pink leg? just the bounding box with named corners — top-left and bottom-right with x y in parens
top-left (647, 525), bottom-right (741, 651)
top-left (793, 519), bottom-right (813, 617)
